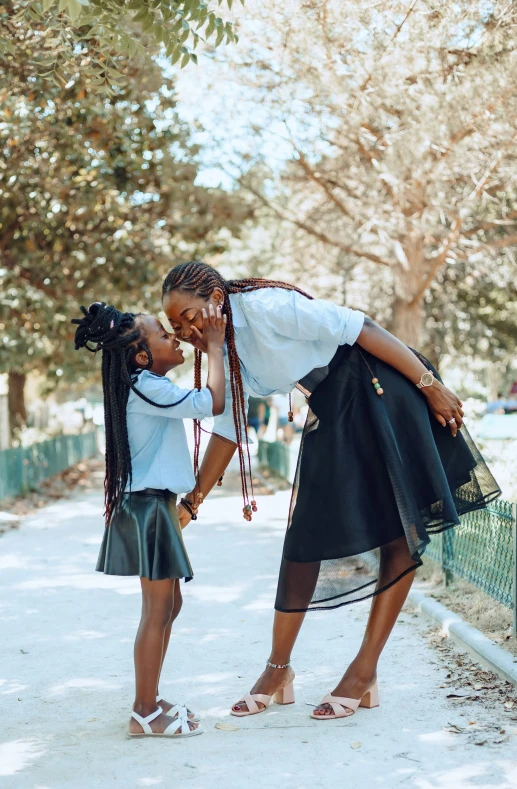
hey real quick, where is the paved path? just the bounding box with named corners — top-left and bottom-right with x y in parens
top-left (1, 485), bottom-right (517, 788)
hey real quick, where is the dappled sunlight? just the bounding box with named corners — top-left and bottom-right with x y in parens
top-left (0, 553), bottom-right (32, 570)
top-left (0, 679), bottom-right (28, 695)
top-left (137, 778), bottom-right (164, 787)
top-left (47, 677), bottom-right (122, 696)
top-left (413, 761), bottom-right (517, 789)
top-left (14, 573), bottom-right (140, 595)
top-left (418, 730), bottom-right (457, 744)
top-left (24, 500), bottom-right (100, 530)
top-left (184, 583), bottom-right (248, 604)
top-left (63, 629), bottom-right (107, 641)
top-left (0, 739), bottom-right (46, 777)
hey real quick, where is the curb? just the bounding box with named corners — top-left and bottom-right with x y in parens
top-left (408, 588), bottom-right (517, 687)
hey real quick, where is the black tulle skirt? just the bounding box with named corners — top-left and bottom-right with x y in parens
top-left (274, 345), bottom-right (501, 613)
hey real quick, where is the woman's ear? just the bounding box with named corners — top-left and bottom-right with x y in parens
top-left (211, 287), bottom-right (225, 307)
top-left (135, 349), bottom-right (150, 369)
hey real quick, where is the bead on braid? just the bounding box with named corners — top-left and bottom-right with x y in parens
top-left (162, 262), bottom-right (314, 520)
top-left (72, 302), bottom-right (195, 524)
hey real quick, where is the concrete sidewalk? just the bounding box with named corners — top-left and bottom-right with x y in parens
top-left (1, 486), bottom-right (517, 789)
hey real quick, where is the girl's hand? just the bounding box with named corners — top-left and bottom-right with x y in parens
top-left (422, 380), bottom-right (464, 437)
top-left (191, 304), bottom-right (226, 352)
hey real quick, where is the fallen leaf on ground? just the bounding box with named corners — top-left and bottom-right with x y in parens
top-left (350, 741), bottom-right (362, 749)
top-left (215, 722), bottom-right (239, 732)
top-left (443, 723), bottom-right (464, 733)
top-left (473, 683), bottom-right (483, 691)
top-left (475, 740), bottom-right (488, 746)
top-left (504, 701), bottom-right (515, 710)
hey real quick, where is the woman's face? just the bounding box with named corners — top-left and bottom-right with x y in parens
top-left (162, 287), bottom-right (224, 349)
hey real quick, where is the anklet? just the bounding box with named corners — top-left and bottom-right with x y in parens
top-left (266, 659), bottom-right (290, 669)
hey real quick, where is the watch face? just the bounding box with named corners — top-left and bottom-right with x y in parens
top-left (421, 372), bottom-right (434, 386)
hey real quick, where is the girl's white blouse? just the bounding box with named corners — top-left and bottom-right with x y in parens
top-left (213, 288), bottom-right (365, 443)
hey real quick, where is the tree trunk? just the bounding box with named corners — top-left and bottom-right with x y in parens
top-left (8, 371), bottom-right (27, 440)
top-left (389, 234), bottom-right (426, 348)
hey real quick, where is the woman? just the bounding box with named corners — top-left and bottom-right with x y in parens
top-left (162, 262), bottom-right (500, 720)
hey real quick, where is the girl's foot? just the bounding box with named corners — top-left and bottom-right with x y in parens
top-left (128, 706), bottom-right (200, 736)
top-left (231, 664), bottom-right (295, 714)
top-left (312, 662), bottom-right (377, 717)
top-left (158, 697), bottom-right (196, 721)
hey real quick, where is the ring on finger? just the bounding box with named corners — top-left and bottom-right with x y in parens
top-left (448, 418), bottom-right (456, 424)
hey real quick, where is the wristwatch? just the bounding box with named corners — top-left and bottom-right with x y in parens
top-left (416, 371), bottom-right (434, 389)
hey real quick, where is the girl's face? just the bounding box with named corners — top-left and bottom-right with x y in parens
top-left (134, 315), bottom-right (184, 375)
top-left (162, 287), bottom-right (224, 350)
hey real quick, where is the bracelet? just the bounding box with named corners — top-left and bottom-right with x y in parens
top-left (180, 498), bottom-right (197, 521)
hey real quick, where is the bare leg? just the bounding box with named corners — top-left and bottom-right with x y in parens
top-left (155, 580), bottom-right (196, 720)
top-left (313, 535), bottom-right (416, 716)
top-left (129, 577), bottom-right (198, 734)
top-left (232, 609), bottom-right (304, 713)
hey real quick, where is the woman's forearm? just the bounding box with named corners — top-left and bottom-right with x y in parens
top-left (189, 433), bottom-right (236, 503)
top-left (356, 317), bottom-right (428, 384)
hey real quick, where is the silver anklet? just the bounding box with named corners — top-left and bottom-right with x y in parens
top-left (266, 659), bottom-right (290, 669)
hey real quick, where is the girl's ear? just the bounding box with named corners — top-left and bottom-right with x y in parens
top-left (135, 349), bottom-right (150, 368)
top-left (211, 287), bottom-right (225, 306)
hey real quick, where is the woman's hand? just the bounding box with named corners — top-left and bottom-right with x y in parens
top-left (177, 502), bottom-right (192, 530)
top-left (422, 380), bottom-right (464, 437)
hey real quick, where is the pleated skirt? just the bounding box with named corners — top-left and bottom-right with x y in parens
top-left (274, 345), bottom-right (501, 612)
top-left (96, 488), bottom-right (193, 581)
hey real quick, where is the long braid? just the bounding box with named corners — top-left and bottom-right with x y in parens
top-left (162, 262), bottom-right (314, 521)
top-left (72, 302), bottom-right (195, 524)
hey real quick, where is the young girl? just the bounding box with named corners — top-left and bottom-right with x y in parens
top-left (73, 300), bottom-right (226, 738)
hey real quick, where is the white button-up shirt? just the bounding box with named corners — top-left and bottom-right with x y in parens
top-left (126, 370), bottom-right (213, 493)
top-left (213, 288), bottom-right (365, 443)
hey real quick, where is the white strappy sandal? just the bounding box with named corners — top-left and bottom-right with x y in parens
top-left (156, 695), bottom-right (200, 723)
top-left (128, 706), bottom-right (203, 738)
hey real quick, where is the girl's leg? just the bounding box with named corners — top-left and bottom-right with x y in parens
top-left (157, 579), bottom-right (182, 696)
top-left (313, 535), bottom-right (416, 715)
top-left (232, 609), bottom-right (305, 712)
top-left (129, 577), bottom-right (198, 734)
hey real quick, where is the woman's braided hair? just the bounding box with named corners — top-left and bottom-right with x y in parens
top-left (162, 262), bottom-right (313, 520)
top-left (72, 302), bottom-right (192, 524)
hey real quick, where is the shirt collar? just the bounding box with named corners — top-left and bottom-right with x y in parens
top-left (229, 292), bottom-right (248, 328)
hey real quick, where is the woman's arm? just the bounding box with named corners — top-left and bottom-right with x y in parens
top-left (178, 433), bottom-right (236, 528)
top-left (357, 318), bottom-right (463, 434)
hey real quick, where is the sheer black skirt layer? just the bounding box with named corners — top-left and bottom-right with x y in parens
top-left (274, 345), bottom-right (501, 613)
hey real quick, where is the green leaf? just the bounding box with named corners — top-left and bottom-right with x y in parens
top-left (205, 13), bottom-right (216, 38)
top-left (215, 16), bottom-right (223, 26)
top-left (190, 52), bottom-right (198, 65)
top-left (180, 53), bottom-right (190, 68)
top-left (181, 19), bottom-right (189, 30)
top-left (179, 27), bottom-right (189, 43)
top-left (58, 0), bottom-right (68, 11)
top-left (42, 0), bottom-right (56, 10)
top-left (215, 23), bottom-right (225, 46)
top-left (67, 0), bottom-right (84, 23)
top-left (170, 48), bottom-right (182, 65)
top-left (132, 7), bottom-right (148, 22)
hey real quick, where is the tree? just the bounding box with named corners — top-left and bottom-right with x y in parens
top-left (1, 0), bottom-right (239, 86)
top-left (0, 30), bottom-right (250, 440)
top-left (196, 0), bottom-right (517, 348)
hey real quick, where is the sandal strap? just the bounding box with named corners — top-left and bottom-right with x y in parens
top-left (164, 706), bottom-right (190, 736)
top-left (131, 706), bottom-right (162, 733)
top-left (321, 694), bottom-right (360, 715)
top-left (238, 693), bottom-right (271, 714)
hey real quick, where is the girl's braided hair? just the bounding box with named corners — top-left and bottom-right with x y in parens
top-left (162, 262), bottom-right (313, 520)
top-left (72, 302), bottom-right (191, 524)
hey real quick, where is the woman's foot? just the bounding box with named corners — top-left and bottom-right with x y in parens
top-left (312, 662), bottom-right (377, 717)
top-left (128, 706), bottom-right (200, 735)
top-left (231, 664), bottom-right (295, 714)
top-left (158, 697), bottom-right (196, 721)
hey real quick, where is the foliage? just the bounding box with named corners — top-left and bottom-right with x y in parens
top-left (188, 0), bottom-right (517, 350)
top-left (0, 34), bottom-right (250, 393)
top-left (0, 0), bottom-right (240, 87)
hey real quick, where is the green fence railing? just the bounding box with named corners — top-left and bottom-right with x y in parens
top-left (0, 431), bottom-right (99, 502)
top-left (258, 439), bottom-right (517, 631)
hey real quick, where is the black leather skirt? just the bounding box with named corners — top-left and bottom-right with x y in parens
top-left (96, 489), bottom-right (193, 581)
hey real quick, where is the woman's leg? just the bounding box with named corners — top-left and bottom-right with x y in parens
top-left (313, 535), bottom-right (416, 715)
top-left (129, 577), bottom-right (198, 734)
top-left (232, 609), bottom-right (305, 712)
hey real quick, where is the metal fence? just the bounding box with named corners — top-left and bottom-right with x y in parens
top-left (258, 439), bottom-right (517, 630)
top-left (0, 431), bottom-right (99, 502)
